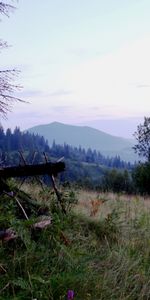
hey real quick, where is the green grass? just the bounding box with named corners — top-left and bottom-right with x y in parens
top-left (1, 185), bottom-right (150, 299)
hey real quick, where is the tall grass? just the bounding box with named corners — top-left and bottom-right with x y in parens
top-left (1, 184), bottom-right (150, 299)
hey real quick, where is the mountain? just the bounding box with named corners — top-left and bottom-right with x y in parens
top-left (26, 122), bottom-right (137, 162)
top-left (79, 117), bottom-right (143, 139)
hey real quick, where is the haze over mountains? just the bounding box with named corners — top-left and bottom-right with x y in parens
top-left (79, 117), bottom-right (143, 139)
top-left (27, 122), bottom-right (138, 162)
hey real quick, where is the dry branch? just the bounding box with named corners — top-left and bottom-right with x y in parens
top-left (0, 161), bottom-right (65, 179)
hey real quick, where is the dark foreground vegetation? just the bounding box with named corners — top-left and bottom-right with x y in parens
top-left (1, 182), bottom-right (150, 299)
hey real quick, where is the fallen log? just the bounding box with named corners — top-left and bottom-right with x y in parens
top-left (0, 217), bottom-right (52, 241)
top-left (0, 161), bottom-right (65, 179)
top-left (0, 161), bottom-right (65, 212)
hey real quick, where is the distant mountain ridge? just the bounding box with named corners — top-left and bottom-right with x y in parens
top-left (27, 122), bottom-right (137, 162)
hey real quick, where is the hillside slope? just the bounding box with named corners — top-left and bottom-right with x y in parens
top-left (27, 122), bottom-right (137, 162)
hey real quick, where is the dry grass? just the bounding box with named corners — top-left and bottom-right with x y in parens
top-left (19, 181), bottom-right (42, 199)
top-left (75, 189), bottom-right (150, 220)
top-left (20, 182), bottom-right (150, 221)
top-left (2, 182), bottom-right (150, 299)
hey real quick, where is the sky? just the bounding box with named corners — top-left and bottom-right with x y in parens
top-left (1, 0), bottom-right (150, 137)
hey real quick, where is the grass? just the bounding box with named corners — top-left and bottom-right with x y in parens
top-left (1, 184), bottom-right (150, 299)
top-left (76, 189), bottom-right (150, 219)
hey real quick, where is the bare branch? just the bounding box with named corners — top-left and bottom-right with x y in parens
top-left (0, 1), bottom-right (25, 118)
top-left (0, 68), bottom-right (25, 117)
top-left (0, 1), bottom-right (16, 17)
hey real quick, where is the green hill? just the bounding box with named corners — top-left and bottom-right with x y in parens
top-left (27, 122), bottom-right (137, 162)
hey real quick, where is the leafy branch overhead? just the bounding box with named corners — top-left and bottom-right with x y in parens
top-left (0, 1), bottom-right (24, 117)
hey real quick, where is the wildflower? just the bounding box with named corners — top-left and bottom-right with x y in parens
top-left (67, 289), bottom-right (74, 299)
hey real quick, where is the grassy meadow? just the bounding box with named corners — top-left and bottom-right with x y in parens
top-left (1, 183), bottom-right (150, 299)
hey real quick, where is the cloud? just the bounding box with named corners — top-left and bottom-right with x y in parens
top-left (69, 48), bottom-right (101, 59)
top-left (2, 105), bottom-right (77, 131)
top-left (15, 88), bottom-right (72, 100)
top-left (50, 105), bottom-right (72, 112)
top-left (63, 35), bottom-right (150, 117)
top-left (136, 84), bottom-right (150, 88)
top-left (48, 89), bottom-right (72, 97)
top-left (3, 36), bottom-right (150, 130)
top-left (0, 63), bottom-right (31, 72)
top-left (15, 89), bottom-right (45, 98)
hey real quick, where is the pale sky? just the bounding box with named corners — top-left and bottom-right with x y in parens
top-left (1, 0), bottom-right (150, 136)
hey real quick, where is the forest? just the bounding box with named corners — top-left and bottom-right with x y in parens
top-left (0, 124), bottom-right (150, 195)
top-left (0, 125), bottom-right (137, 193)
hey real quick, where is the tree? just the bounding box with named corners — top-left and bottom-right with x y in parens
top-left (133, 117), bottom-right (150, 162)
top-left (101, 169), bottom-right (133, 193)
top-left (0, 1), bottom-right (23, 117)
top-left (132, 162), bottom-right (150, 195)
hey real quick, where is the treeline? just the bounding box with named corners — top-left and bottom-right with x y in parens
top-left (0, 125), bottom-right (146, 195)
top-left (0, 126), bottom-right (49, 153)
top-left (0, 126), bottom-right (132, 169)
top-left (50, 141), bottom-right (132, 169)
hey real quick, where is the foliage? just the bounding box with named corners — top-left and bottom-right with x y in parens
top-left (39, 184), bottom-right (78, 215)
top-left (132, 117), bottom-right (150, 195)
top-left (1, 184), bottom-right (150, 299)
top-left (133, 116), bottom-right (150, 162)
top-left (101, 168), bottom-right (133, 193)
top-left (132, 162), bottom-right (150, 195)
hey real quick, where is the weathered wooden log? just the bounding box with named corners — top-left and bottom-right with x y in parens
top-left (0, 217), bottom-right (52, 241)
top-left (0, 161), bottom-right (65, 179)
